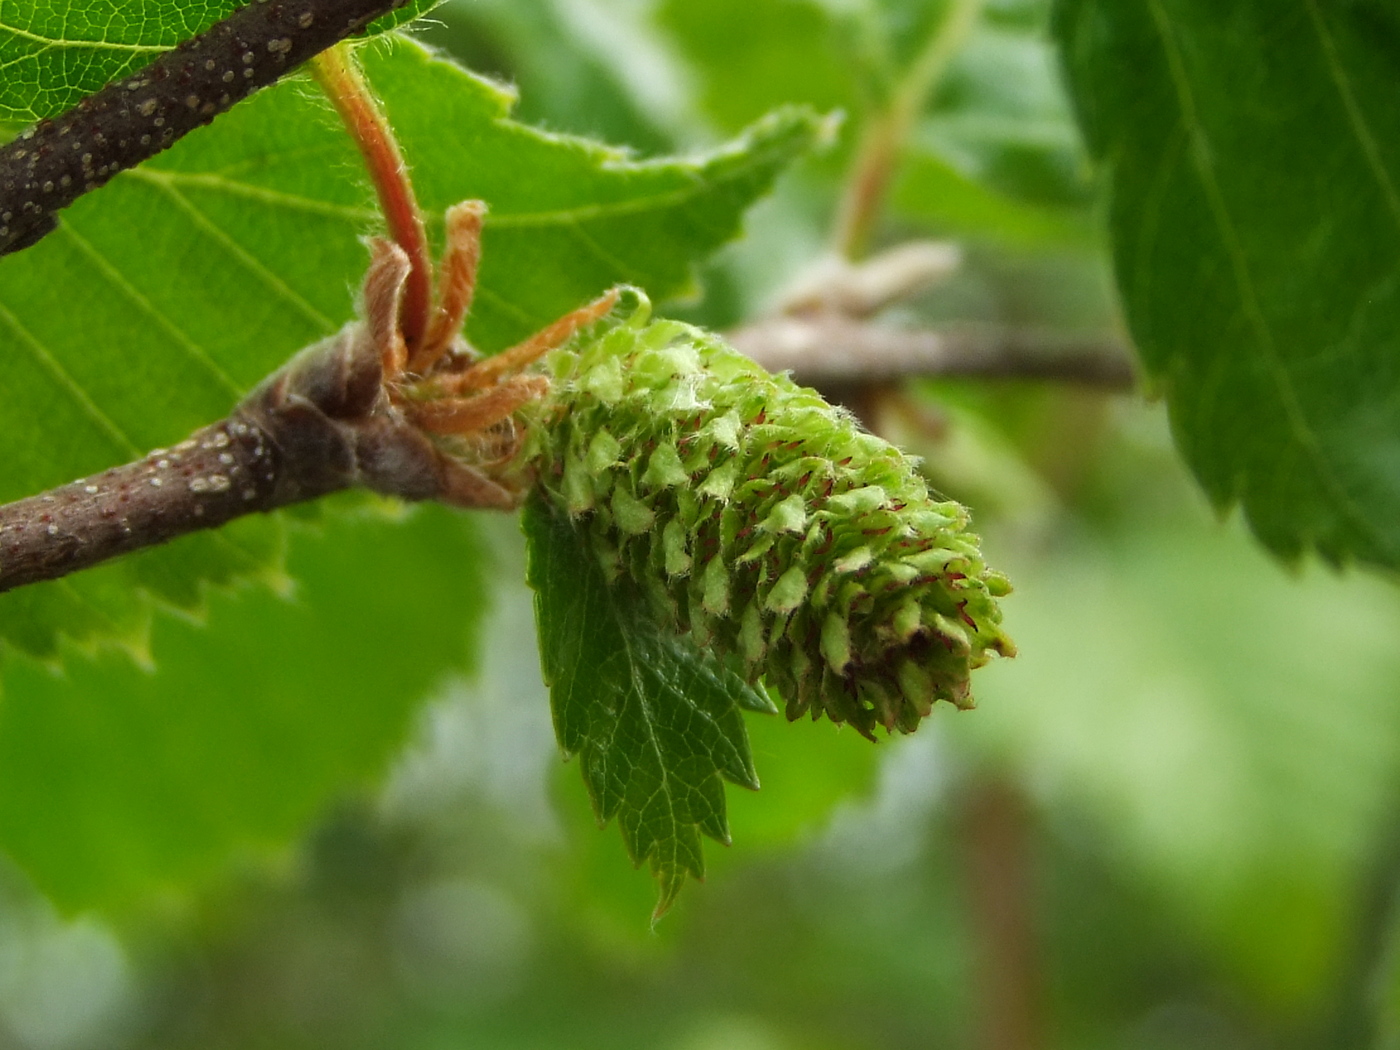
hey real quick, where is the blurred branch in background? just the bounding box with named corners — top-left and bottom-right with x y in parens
top-left (960, 775), bottom-right (1044, 1050)
top-left (730, 239), bottom-right (1135, 392)
top-left (730, 316), bottom-right (1134, 391)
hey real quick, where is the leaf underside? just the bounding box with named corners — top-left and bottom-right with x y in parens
top-left (524, 495), bottom-right (775, 917)
top-left (1055, 0), bottom-right (1400, 569)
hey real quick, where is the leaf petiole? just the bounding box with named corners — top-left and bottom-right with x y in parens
top-left (311, 42), bottom-right (434, 354)
top-left (832, 0), bottom-right (984, 259)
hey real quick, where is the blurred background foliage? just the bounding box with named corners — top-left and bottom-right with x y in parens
top-left (2, 1), bottom-right (1399, 1048)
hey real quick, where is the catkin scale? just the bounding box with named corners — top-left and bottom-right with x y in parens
top-left (524, 294), bottom-right (1014, 737)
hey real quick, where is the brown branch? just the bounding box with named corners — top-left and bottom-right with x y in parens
top-left (959, 775), bottom-right (1045, 1050)
top-left (0, 0), bottom-right (412, 257)
top-left (0, 417), bottom-right (293, 593)
top-left (0, 304), bottom-right (1134, 593)
top-left (0, 312), bottom-right (1132, 592)
top-left (0, 308), bottom-right (503, 595)
top-left (727, 314), bottom-right (1138, 391)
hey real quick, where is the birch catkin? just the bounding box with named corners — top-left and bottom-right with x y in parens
top-left (525, 293), bottom-right (1014, 737)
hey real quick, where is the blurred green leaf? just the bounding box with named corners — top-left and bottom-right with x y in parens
top-left (653, 0), bottom-right (1096, 307)
top-left (0, 500), bottom-right (486, 912)
top-left (524, 495), bottom-right (775, 916)
top-left (0, 516), bottom-right (286, 666)
top-left (1372, 900), bottom-right (1400, 1050)
top-left (721, 711), bottom-right (879, 856)
top-left (891, 147), bottom-right (1094, 247)
top-left (0, 0), bottom-right (444, 122)
top-left (986, 0), bottom-right (1053, 31)
top-left (656, 0), bottom-right (861, 136)
top-left (0, 37), bottom-right (820, 656)
top-left (955, 503), bottom-right (1400, 1014)
top-left (426, 0), bottom-right (679, 153)
top-left (928, 22), bottom-right (1093, 211)
top-left (1055, 0), bottom-right (1400, 569)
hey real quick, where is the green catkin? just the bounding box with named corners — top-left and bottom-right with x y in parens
top-left (523, 293), bottom-right (1015, 738)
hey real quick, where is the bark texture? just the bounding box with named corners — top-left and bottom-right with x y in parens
top-left (0, 0), bottom-right (411, 256)
top-left (0, 315), bottom-right (467, 593)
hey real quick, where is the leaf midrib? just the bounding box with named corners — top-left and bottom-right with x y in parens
top-left (0, 20), bottom-right (166, 53)
top-left (1302, 0), bottom-right (1400, 230)
top-left (610, 583), bottom-right (684, 860)
top-left (1144, 0), bottom-right (1381, 549)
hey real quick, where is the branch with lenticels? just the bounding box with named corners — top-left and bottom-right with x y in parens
top-left (0, 218), bottom-right (617, 594)
top-left (0, 0), bottom-right (411, 257)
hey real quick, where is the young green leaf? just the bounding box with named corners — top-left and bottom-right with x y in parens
top-left (524, 495), bottom-right (775, 918)
top-left (0, 38), bottom-right (821, 655)
top-left (1055, 0), bottom-right (1400, 569)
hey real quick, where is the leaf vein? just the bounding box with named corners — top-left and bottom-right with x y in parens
top-left (0, 22), bottom-right (167, 53)
top-left (128, 169), bottom-right (380, 226)
top-left (564, 221), bottom-right (644, 284)
top-left (1145, 0), bottom-right (1380, 546)
top-left (1303, 0), bottom-right (1400, 231)
top-left (613, 603), bottom-right (678, 860)
top-left (57, 223), bottom-right (243, 399)
top-left (0, 301), bottom-right (139, 457)
top-left (134, 176), bottom-right (337, 333)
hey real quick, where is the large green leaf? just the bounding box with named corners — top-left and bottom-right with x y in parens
top-left (0, 0), bottom-right (443, 122)
top-left (0, 37), bottom-right (820, 655)
top-left (0, 28), bottom-right (815, 911)
top-left (1055, 0), bottom-right (1400, 568)
top-left (0, 498), bottom-right (485, 912)
top-left (523, 494), bottom-right (775, 917)
top-left (932, 18), bottom-right (1091, 200)
top-left (657, 0), bottom-right (861, 137)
